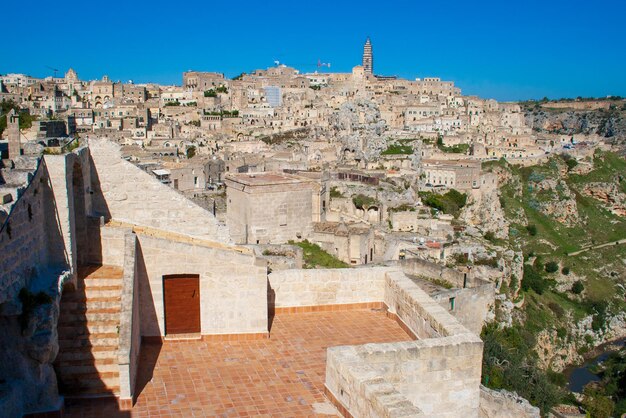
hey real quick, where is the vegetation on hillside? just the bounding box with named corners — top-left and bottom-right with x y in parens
top-left (0, 99), bottom-right (36, 135)
top-left (418, 189), bottom-right (467, 217)
top-left (288, 240), bottom-right (349, 269)
top-left (352, 193), bottom-right (379, 210)
top-left (482, 151), bottom-right (626, 414)
top-left (381, 144), bottom-right (413, 155)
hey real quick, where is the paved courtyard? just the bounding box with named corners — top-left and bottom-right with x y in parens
top-left (64, 308), bottom-right (413, 417)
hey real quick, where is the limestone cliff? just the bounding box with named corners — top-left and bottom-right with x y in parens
top-left (330, 99), bottom-right (387, 163)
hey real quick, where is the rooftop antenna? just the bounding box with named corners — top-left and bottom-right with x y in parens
top-left (46, 66), bottom-right (59, 77)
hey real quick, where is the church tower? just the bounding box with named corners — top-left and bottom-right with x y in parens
top-left (362, 37), bottom-right (373, 75)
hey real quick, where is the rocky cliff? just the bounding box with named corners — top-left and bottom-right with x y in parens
top-left (523, 102), bottom-right (626, 152)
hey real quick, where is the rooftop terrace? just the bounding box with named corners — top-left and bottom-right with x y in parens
top-left (64, 308), bottom-right (412, 417)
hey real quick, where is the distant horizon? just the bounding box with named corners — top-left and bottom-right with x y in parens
top-left (2, 66), bottom-right (625, 104)
top-left (2, 0), bottom-right (625, 102)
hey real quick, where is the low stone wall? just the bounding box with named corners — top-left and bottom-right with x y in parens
top-left (479, 386), bottom-right (540, 418)
top-left (326, 270), bottom-right (483, 418)
top-left (432, 285), bottom-right (495, 335)
top-left (117, 231), bottom-right (140, 402)
top-left (396, 257), bottom-right (469, 288)
top-left (85, 220), bottom-right (126, 267)
top-left (268, 267), bottom-right (388, 309)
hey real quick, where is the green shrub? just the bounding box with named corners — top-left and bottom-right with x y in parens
top-left (484, 231), bottom-right (496, 242)
top-left (352, 194), bottom-right (378, 209)
top-left (329, 187), bottom-right (343, 198)
top-left (545, 261), bottom-right (559, 273)
top-left (522, 264), bottom-right (549, 294)
top-left (561, 266), bottom-right (570, 275)
top-left (526, 224), bottom-right (538, 236)
top-left (419, 189), bottom-right (467, 217)
top-left (548, 301), bottom-right (565, 317)
top-left (572, 280), bottom-right (584, 294)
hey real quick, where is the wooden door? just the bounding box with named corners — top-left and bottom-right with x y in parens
top-left (164, 274), bottom-right (200, 334)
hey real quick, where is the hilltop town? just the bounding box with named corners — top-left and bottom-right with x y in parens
top-left (1, 39), bottom-right (625, 418)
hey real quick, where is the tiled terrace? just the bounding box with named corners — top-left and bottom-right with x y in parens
top-left (64, 308), bottom-right (413, 417)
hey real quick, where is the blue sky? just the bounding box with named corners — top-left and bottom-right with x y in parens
top-left (2, 0), bottom-right (625, 101)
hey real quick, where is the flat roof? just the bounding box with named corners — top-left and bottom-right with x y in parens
top-left (225, 172), bottom-right (309, 186)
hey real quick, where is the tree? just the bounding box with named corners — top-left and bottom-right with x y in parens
top-left (572, 280), bottom-right (584, 294)
top-left (582, 386), bottom-right (615, 418)
top-left (186, 146), bottom-right (196, 159)
top-left (544, 261), bottom-right (559, 273)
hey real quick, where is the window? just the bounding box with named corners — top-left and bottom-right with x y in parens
top-left (449, 297), bottom-right (455, 311)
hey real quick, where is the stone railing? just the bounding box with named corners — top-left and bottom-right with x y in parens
top-left (325, 269), bottom-right (483, 418)
top-left (117, 230), bottom-right (140, 405)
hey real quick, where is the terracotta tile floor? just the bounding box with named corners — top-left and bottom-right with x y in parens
top-left (64, 309), bottom-right (412, 417)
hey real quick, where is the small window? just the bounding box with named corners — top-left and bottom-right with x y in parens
top-left (449, 297), bottom-right (455, 311)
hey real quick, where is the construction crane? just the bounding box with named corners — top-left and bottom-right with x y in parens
top-left (317, 59), bottom-right (331, 70)
top-left (46, 66), bottom-right (59, 77)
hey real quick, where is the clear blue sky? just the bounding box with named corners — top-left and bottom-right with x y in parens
top-left (3, 0), bottom-right (625, 101)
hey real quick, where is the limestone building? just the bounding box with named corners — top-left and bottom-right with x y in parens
top-left (224, 172), bottom-right (319, 244)
top-left (422, 159), bottom-right (481, 191)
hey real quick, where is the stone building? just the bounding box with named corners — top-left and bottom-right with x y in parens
top-left (311, 221), bottom-right (375, 265)
top-left (224, 172), bottom-right (319, 244)
top-left (422, 159), bottom-right (481, 191)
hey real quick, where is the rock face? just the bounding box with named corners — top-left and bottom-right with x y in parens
top-left (531, 179), bottom-right (579, 225)
top-left (460, 188), bottom-right (509, 239)
top-left (581, 181), bottom-right (626, 216)
top-left (330, 99), bottom-right (387, 163)
top-left (479, 386), bottom-right (540, 418)
top-left (0, 284), bottom-right (62, 417)
top-left (535, 311), bottom-right (626, 373)
top-left (524, 107), bottom-right (626, 140)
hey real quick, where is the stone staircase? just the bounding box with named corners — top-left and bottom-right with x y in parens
top-left (55, 265), bottom-right (123, 397)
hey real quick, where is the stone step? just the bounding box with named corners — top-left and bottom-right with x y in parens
top-left (58, 322), bottom-right (119, 336)
top-left (60, 300), bottom-right (121, 311)
top-left (82, 278), bottom-right (123, 288)
top-left (58, 360), bottom-right (120, 375)
top-left (59, 372), bottom-right (120, 394)
top-left (59, 311), bottom-right (120, 323)
top-left (56, 346), bottom-right (118, 362)
top-left (62, 288), bottom-right (121, 300)
top-left (59, 333), bottom-right (119, 348)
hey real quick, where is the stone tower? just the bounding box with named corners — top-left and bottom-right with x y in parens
top-left (362, 37), bottom-right (373, 75)
top-left (7, 109), bottom-right (21, 159)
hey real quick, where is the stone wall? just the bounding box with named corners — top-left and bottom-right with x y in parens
top-left (326, 270), bottom-right (483, 418)
top-left (0, 158), bottom-right (67, 304)
top-left (268, 267), bottom-right (387, 309)
top-left (88, 138), bottom-right (229, 243)
top-left (431, 284), bottom-right (495, 335)
top-left (131, 231), bottom-right (267, 337)
top-left (395, 258), bottom-right (495, 335)
top-left (117, 231), bottom-right (141, 401)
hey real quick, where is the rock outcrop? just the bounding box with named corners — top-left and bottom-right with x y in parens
top-left (581, 181), bottom-right (626, 217)
top-left (479, 386), bottom-right (540, 418)
top-left (330, 99), bottom-right (387, 163)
